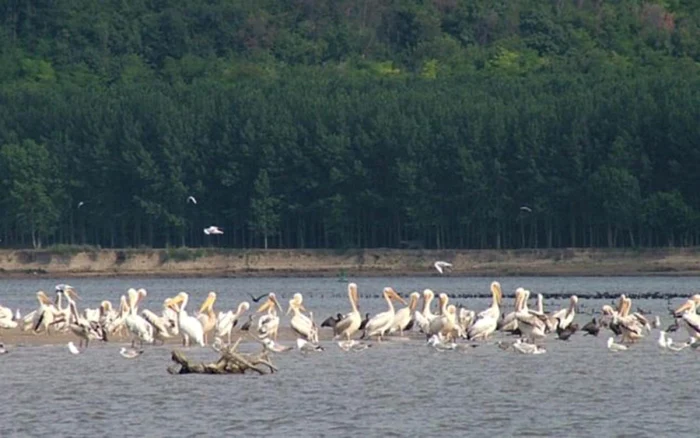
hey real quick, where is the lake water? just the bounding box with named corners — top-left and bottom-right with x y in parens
top-left (0, 276), bottom-right (698, 437)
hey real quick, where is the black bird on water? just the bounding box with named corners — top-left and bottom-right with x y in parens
top-left (359, 313), bottom-right (371, 331)
top-left (240, 315), bottom-right (254, 331)
top-left (321, 313), bottom-right (343, 328)
top-left (666, 318), bottom-right (680, 333)
top-left (557, 321), bottom-right (579, 341)
top-left (581, 318), bottom-right (600, 336)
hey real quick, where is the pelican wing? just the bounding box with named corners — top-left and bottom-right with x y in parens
top-left (141, 310), bottom-right (170, 334)
top-left (681, 313), bottom-right (700, 335)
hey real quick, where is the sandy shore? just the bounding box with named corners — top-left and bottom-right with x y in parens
top-left (0, 326), bottom-right (422, 347)
top-left (1, 247), bottom-right (700, 278)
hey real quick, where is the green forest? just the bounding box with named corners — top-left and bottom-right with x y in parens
top-left (1, 0), bottom-right (699, 250)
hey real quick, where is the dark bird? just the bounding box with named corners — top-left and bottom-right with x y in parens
top-left (581, 318), bottom-right (600, 336)
top-left (666, 319), bottom-right (680, 333)
top-left (321, 313), bottom-right (343, 328)
top-left (404, 319), bottom-right (415, 332)
top-left (557, 322), bottom-right (579, 341)
top-left (249, 293), bottom-right (268, 303)
top-left (358, 313), bottom-right (370, 331)
top-left (240, 315), bottom-right (253, 331)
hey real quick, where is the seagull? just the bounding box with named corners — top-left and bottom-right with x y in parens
top-left (607, 337), bottom-right (628, 352)
top-left (0, 343), bottom-right (7, 354)
top-left (296, 338), bottom-right (324, 353)
top-left (187, 196), bottom-right (197, 205)
top-left (337, 340), bottom-right (371, 352)
top-left (203, 226), bottom-right (224, 235)
top-left (77, 201), bottom-right (85, 209)
top-left (434, 261), bottom-right (453, 274)
top-left (520, 206), bottom-right (532, 213)
top-left (660, 331), bottom-right (689, 352)
top-left (67, 342), bottom-right (81, 355)
top-left (512, 339), bottom-right (547, 355)
top-left (261, 338), bottom-right (292, 353)
top-left (119, 347), bottom-right (144, 359)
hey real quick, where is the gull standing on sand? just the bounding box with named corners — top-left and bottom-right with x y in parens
top-left (296, 338), bottom-right (324, 353)
top-left (434, 261), bottom-right (452, 274)
top-left (262, 337), bottom-right (292, 353)
top-left (203, 226), bottom-right (223, 235)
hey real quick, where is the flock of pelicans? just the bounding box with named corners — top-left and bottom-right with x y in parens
top-left (1, 281), bottom-right (700, 358)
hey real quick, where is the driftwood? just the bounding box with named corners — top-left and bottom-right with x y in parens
top-left (167, 338), bottom-right (277, 375)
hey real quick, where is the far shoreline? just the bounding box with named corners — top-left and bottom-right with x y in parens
top-left (0, 247), bottom-right (699, 279)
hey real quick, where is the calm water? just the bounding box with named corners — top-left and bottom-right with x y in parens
top-left (1, 276), bottom-right (698, 437)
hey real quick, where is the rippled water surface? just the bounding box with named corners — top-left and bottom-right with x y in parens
top-left (1, 276), bottom-right (699, 437)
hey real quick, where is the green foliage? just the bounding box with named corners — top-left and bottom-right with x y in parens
top-left (0, 0), bottom-right (698, 250)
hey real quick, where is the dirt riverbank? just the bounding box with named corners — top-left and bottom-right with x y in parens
top-left (0, 247), bottom-right (699, 278)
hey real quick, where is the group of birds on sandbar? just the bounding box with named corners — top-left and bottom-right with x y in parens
top-left (1, 281), bottom-right (700, 359)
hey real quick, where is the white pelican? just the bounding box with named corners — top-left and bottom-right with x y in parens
top-left (287, 293), bottom-right (318, 343)
top-left (142, 298), bottom-right (178, 345)
top-left (467, 281), bottom-right (503, 340)
top-left (257, 293), bottom-right (283, 340)
top-left (615, 296), bottom-right (646, 343)
top-left (413, 289), bottom-right (437, 333)
top-left (119, 347), bottom-right (144, 359)
top-left (607, 337), bottom-right (628, 352)
top-left (62, 289), bottom-right (104, 348)
top-left (434, 261), bottom-right (453, 274)
top-left (169, 292), bottom-right (205, 347)
top-left (216, 302), bottom-right (250, 344)
top-left (427, 293), bottom-right (453, 338)
top-left (551, 295), bottom-right (579, 330)
top-left (390, 291), bottom-right (420, 335)
top-left (499, 287), bottom-right (525, 333)
top-left (0, 306), bottom-right (17, 330)
top-left (362, 287), bottom-right (407, 341)
top-left (514, 290), bottom-right (547, 342)
top-left (333, 283), bottom-right (361, 341)
top-left (196, 291), bottom-right (218, 345)
top-left (125, 288), bottom-right (154, 347)
top-left (673, 295), bottom-right (700, 343)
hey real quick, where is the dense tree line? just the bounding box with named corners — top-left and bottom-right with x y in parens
top-left (0, 0), bottom-right (699, 249)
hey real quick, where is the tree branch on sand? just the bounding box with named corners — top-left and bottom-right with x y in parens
top-left (167, 338), bottom-right (277, 375)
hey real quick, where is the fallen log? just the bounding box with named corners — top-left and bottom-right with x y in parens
top-left (167, 338), bottom-right (277, 375)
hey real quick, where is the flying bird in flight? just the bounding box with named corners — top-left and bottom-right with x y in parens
top-left (203, 226), bottom-right (224, 235)
top-left (77, 201), bottom-right (85, 209)
top-left (187, 196), bottom-right (197, 205)
top-left (434, 261), bottom-right (453, 274)
top-left (520, 206), bottom-right (532, 213)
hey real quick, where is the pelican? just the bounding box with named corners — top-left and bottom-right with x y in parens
top-left (169, 292), bottom-right (205, 347)
top-left (362, 287), bottom-right (407, 341)
top-left (551, 295), bottom-right (578, 330)
top-left (673, 295), bottom-right (700, 343)
top-left (615, 296), bottom-right (646, 343)
top-left (434, 261), bottom-right (453, 274)
top-left (119, 347), bottom-right (144, 359)
top-left (63, 289), bottom-right (104, 348)
top-left (0, 306), bottom-right (17, 330)
top-left (196, 292), bottom-right (218, 345)
top-left (514, 290), bottom-right (547, 342)
top-left (607, 337), bottom-right (628, 352)
top-left (413, 289), bottom-right (437, 333)
top-left (499, 287), bottom-right (525, 333)
top-left (287, 293), bottom-right (318, 343)
top-left (333, 283), bottom-right (361, 341)
top-left (124, 288), bottom-right (154, 347)
top-left (467, 281), bottom-right (503, 340)
top-left (216, 302), bottom-right (250, 344)
top-left (257, 293), bottom-right (283, 340)
top-left (427, 293), bottom-right (455, 338)
top-left (141, 298), bottom-right (178, 345)
top-left (390, 291), bottom-right (420, 335)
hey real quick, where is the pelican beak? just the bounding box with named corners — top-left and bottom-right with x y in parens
top-left (390, 289), bottom-right (407, 305)
top-left (66, 289), bottom-right (81, 300)
top-left (674, 301), bottom-right (693, 316)
top-left (272, 295), bottom-right (283, 312)
top-left (199, 293), bottom-right (215, 313)
top-left (492, 282), bottom-right (503, 306)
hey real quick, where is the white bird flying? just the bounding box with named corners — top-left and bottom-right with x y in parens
top-left (434, 261), bottom-right (453, 274)
top-left (187, 196), bottom-right (197, 205)
top-left (203, 226), bottom-right (223, 235)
